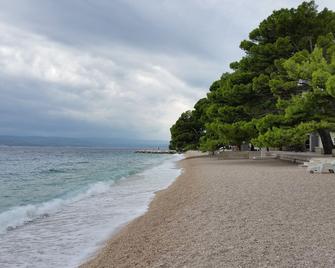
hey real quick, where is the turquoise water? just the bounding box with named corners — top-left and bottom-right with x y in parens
top-left (0, 147), bottom-right (168, 215)
top-left (0, 146), bottom-right (182, 267)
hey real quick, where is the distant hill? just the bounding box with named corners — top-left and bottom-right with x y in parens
top-left (0, 135), bottom-right (168, 149)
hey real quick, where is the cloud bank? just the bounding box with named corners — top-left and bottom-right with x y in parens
top-left (0, 0), bottom-right (334, 139)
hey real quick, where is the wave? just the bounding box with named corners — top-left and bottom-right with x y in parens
top-left (0, 180), bottom-right (116, 234)
top-left (0, 154), bottom-right (183, 236)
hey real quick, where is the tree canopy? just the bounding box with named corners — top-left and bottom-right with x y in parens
top-left (169, 110), bottom-right (203, 152)
top-left (170, 1), bottom-right (335, 154)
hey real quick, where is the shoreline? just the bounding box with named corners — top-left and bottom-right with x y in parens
top-left (77, 154), bottom-right (185, 267)
top-left (81, 157), bottom-right (335, 267)
top-left (0, 151), bottom-right (182, 268)
top-left (80, 157), bottom-right (190, 268)
top-left (80, 156), bottom-right (187, 267)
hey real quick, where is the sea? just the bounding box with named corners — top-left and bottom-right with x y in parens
top-left (0, 146), bottom-right (182, 268)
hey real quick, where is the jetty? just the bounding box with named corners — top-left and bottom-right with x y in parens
top-left (134, 149), bottom-right (177, 154)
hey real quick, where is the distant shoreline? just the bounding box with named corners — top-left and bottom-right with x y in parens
top-left (81, 156), bottom-right (335, 267)
top-left (0, 135), bottom-right (168, 148)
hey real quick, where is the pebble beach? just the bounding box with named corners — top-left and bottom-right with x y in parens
top-left (82, 156), bottom-right (335, 267)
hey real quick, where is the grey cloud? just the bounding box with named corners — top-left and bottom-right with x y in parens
top-left (0, 0), bottom-right (335, 140)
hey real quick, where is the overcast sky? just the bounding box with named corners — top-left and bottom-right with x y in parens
top-left (0, 0), bottom-right (335, 140)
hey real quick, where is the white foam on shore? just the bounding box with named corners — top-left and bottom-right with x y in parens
top-left (0, 154), bottom-right (183, 268)
top-left (0, 180), bottom-right (116, 235)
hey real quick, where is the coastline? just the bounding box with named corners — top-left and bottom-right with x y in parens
top-left (81, 156), bottom-right (335, 267)
top-left (0, 149), bottom-right (182, 268)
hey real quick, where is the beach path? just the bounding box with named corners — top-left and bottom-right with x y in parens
top-left (81, 158), bottom-right (335, 267)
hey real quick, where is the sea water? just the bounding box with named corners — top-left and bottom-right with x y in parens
top-left (0, 146), bottom-right (182, 268)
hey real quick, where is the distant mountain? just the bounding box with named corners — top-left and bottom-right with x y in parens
top-left (0, 135), bottom-right (168, 149)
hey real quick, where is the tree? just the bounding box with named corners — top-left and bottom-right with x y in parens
top-left (169, 86), bottom-right (211, 152)
top-left (254, 40), bottom-right (335, 153)
top-left (171, 1), bottom-right (335, 154)
top-left (169, 111), bottom-right (203, 152)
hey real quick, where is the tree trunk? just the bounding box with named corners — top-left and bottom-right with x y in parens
top-left (318, 129), bottom-right (334, 155)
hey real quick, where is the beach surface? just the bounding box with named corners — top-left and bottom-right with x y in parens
top-left (81, 157), bottom-right (335, 267)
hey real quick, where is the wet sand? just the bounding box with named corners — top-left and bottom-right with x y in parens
top-left (81, 157), bottom-right (335, 267)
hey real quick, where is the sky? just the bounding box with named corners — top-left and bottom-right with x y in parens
top-left (1, 0), bottom-right (335, 140)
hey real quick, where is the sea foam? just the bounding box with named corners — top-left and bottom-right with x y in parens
top-left (0, 154), bottom-right (183, 268)
top-left (0, 180), bottom-right (116, 234)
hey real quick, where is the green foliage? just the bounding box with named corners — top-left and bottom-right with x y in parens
top-left (254, 114), bottom-right (286, 134)
top-left (199, 137), bottom-right (221, 152)
top-left (170, 1), bottom-right (335, 153)
top-left (253, 121), bottom-right (335, 150)
top-left (252, 127), bottom-right (294, 149)
top-left (254, 41), bottom-right (335, 150)
top-left (169, 111), bottom-right (203, 152)
top-left (326, 75), bottom-right (335, 96)
top-left (217, 121), bottom-right (257, 147)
